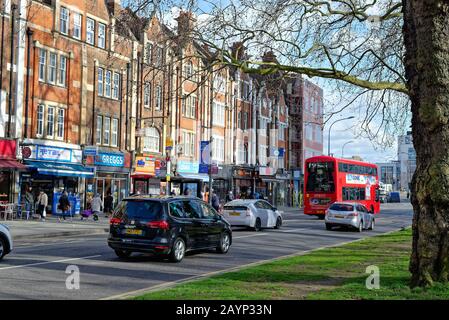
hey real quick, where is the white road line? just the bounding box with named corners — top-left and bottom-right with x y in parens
top-left (0, 255), bottom-right (102, 271)
top-left (233, 233), bottom-right (268, 239)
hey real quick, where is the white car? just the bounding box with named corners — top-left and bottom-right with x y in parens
top-left (222, 199), bottom-right (283, 231)
top-left (0, 223), bottom-right (12, 261)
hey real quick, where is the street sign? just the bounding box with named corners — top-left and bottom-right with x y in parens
top-left (166, 175), bottom-right (171, 182)
top-left (83, 146), bottom-right (98, 156)
top-left (166, 137), bottom-right (173, 147)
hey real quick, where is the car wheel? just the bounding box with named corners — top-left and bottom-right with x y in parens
top-left (253, 218), bottom-right (262, 232)
top-left (0, 238), bottom-right (5, 260)
top-left (114, 249), bottom-right (132, 259)
top-left (357, 221), bottom-right (363, 232)
top-left (325, 223), bottom-right (332, 231)
top-left (216, 232), bottom-right (231, 254)
top-left (169, 237), bottom-right (186, 263)
top-left (369, 219), bottom-right (375, 230)
top-left (274, 217), bottom-right (282, 229)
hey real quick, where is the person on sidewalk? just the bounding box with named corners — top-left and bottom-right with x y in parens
top-left (58, 191), bottom-right (71, 222)
top-left (211, 190), bottom-right (220, 212)
top-left (36, 190), bottom-right (48, 222)
top-left (226, 191), bottom-right (234, 202)
top-left (90, 193), bottom-right (102, 221)
top-left (104, 190), bottom-right (114, 218)
top-left (24, 187), bottom-right (34, 219)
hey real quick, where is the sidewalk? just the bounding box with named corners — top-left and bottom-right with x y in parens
top-left (2, 215), bottom-right (110, 241)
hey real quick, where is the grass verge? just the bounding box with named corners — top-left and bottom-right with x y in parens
top-left (133, 228), bottom-right (449, 300)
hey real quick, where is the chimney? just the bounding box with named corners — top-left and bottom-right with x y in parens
top-left (175, 11), bottom-right (196, 37)
top-left (107, 0), bottom-right (122, 17)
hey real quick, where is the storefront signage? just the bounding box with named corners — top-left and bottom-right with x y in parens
top-left (135, 156), bottom-right (155, 174)
top-left (83, 146), bottom-right (98, 156)
top-left (177, 161), bottom-right (199, 174)
top-left (36, 145), bottom-right (72, 162)
top-left (346, 174), bottom-right (377, 185)
top-left (199, 141), bottom-right (210, 174)
top-left (259, 166), bottom-right (276, 176)
top-left (0, 139), bottom-right (17, 159)
top-left (95, 152), bottom-right (124, 167)
top-left (233, 168), bottom-right (253, 178)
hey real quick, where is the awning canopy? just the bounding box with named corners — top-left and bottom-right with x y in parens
top-left (25, 160), bottom-right (94, 178)
top-left (0, 159), bottom-right (28, 170)
top-left (131, 173), bottom-right (155, 179)
top-left (178, 173), bottom-right (210, 182)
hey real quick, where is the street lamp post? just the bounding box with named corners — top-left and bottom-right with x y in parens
top-left (341, 140), bottom-right (354, 158)
top-left (327, 116), bottom-right (355, 156)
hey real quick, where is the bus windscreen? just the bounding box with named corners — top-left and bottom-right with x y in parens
top-left (306, 162), bottom-right (335, 192)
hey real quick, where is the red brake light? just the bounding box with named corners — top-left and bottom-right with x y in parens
top-left (348, 212), bottom-right (359, 217)
top-left (110, 217), bottom-right (122, 225)
top-left (147, 220), bottom-right (170, 230)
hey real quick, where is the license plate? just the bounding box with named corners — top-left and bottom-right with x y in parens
top-left (125, 229), bottom-right (143, 235)
top-left (230, 212), bottom-right (241, 216)
top-left (334, 215), bottom-right (344, 219)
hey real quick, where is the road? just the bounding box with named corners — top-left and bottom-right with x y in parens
top-left (0, 202), bottom-right (413, 300)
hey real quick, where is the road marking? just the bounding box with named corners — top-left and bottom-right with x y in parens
top-left (0, 255), bottom-right (102, 271)
top-left (233, 233), bottom-right (268, 239)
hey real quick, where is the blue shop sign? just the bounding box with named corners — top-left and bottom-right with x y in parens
top-left (177, 161), bottom-right (199, 174)
top-left (95, 152), bottom-right (125, 167)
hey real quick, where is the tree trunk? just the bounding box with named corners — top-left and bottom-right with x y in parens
top-left (403, 0), bottom-right (449, 287)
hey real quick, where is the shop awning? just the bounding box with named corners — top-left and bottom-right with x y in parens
top-left (0, 159), bottom-right (28, 170)
top-left (179, 173), bottom-right (210, 181)
top-left (25, 161), bottom-right (94, 178)
top-left (131, 172), bottom-right (155, 179)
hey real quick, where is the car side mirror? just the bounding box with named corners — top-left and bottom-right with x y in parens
top-left (272, 207), bottom-right (277, 211)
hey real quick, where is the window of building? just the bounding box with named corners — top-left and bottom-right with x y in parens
top-left (144, 127), bottom-right (160, 153)
top-left (104, 70), bottom-right (112, 97)
top-left (86, 18), bottom-right (95, 45)
top-left (155, 85), bottom-right (162, 110)
top-left (37, 104), bottom-right (44, 136)
top-left (182, 131), bottom-right (195, 157)
top-left (212, 102), bottom-right (225, 126)
top-left (182, 94), bottom-right (196, 118)
top-left (60, 7), bottom-right (69, 35)
top-left (73, 12), bottom-right (82, 39)
top-left (113, 72), bottom-right (120, 100)
top-left (111, 118), bottom-right (118, 147)
top-left (237, 112), bottom-right (242, 129)
top-left (279, 124), bottom-right (285, 140)
top-left (98, 23), bottom-right (106, 48)
top-left (214, 75), bottom-right (225, 93)
top-left (212, 136), bottom-right (224, 161)
top-left (96, 115), bottom-right (102, 145)
top-left (154, 46), bottom-right (163, 67)
top-left (184, 61), bottom-right (193, 79)
top-left (145, 43), bottom-right (153, 64)
top-left (57, 108), bottom-right (64, 139)
top-left (58, 55), bottom-right (67, 86)
top-left (103, 117), bottom-right (110, 145)
top-left (38, 49), bottom-right (46, 81)
top-left (243, 112), bottom-right (248, 130)
top-left (48, 52), bottom-right (57, 84)
top-left (144, 82), bottom-right (151, 108)
top-left (46, 106), bottom-right (54, 138)
top-left (98, 68), bottom-right (103, 96)
top-left (259, 145), bottom-right (268, 165)
top-left (240, 81), bottom-right (250, 100)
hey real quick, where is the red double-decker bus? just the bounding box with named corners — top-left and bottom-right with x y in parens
top-left (304, 156), bottom-right (380, 217)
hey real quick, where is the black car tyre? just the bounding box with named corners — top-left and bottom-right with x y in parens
top-left (169, 237), bottom-right (186, 263)
top-left (274, 216), bottom-right (282, 229)
top-left (325, 223), bottom-right (332, 231)
top-left (369, 219), bottom-right (375, 231)
top-left (0, 237), bottom-right (6, 260)
top-left (217, 232), bottom-right (231, 254)
top-left (254, 218), bottom-right (262, 232)
top-left (115, 249), bottom-right (132, 259)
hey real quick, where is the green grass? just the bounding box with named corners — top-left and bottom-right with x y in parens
top-left (133, 228), bottom-right (449, 300)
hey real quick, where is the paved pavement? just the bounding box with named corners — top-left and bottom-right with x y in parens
top-left (0, 202), bottom-right (413, 300)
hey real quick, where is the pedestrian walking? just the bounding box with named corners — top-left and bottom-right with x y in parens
top-left (104, 190), bottom-right (114, 218)
top-left (211, 190), bottom-right (220, 212)
top-left (203, 187), bottom-right (210, 203)
top-left (36, 190), bottom-right (48, 221)
top-left (226, 191), bottom-right (234, 202)
top-left (89, 193), bottom-right (102, 221)
top-left (24, 187), bottom-right (34, 219)
top-left (58, 191), bottom-right (71, 222)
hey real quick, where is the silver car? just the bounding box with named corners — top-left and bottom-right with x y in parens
top-left (0, 223), bottom-right (13, 261)
top-left (325, 202), bottom-right (375, 232)
top-left (222, 200), bottom-right (283, 231)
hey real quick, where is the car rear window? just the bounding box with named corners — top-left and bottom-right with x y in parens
top-left (224, 206), bottom-right (248, 211)
top-left (112, 200), bottom-right (164, 220)
top-left (329, 204), bottom-right (354, 211)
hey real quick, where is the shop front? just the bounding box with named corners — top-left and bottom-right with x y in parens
top-left (20, 142), bottom-right (93, 215)
top-left (131, 154), bottom-right (164, 195)
top-left (0, 139), bottom-right (27, 203)
top-left (292, 169), bottom-right (303, 207)
top-left (84, 150), bottom-right (131, 210)
top-left (232, 166), bottom-right (255, 199)
top-left (165, 160), bottom-right (209, 198)
top-left (257, 166), bottom-right (277, 205)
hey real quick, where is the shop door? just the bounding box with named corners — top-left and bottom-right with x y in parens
top-left (111, 180), bottom-right (120, 208)
top-left (96, 179), bottom-right (105, 208)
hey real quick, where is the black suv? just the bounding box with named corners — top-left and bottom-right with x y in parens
top-left (107, 196), bottom-right (232, 262)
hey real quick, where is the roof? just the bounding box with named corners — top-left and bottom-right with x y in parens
top-left (306, 155), bottom-right (377, 167)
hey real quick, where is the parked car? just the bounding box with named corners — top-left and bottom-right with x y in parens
top-left (222, 200), bottom-right (283, 231)
top-left (107, 195), bottom-right (232, 262)
top-left (325, 202), bottom-right (375, 232)
top-left (0, 223), bottom-right (13, 261)
top-left (388, 192), bottom-right (401, 203)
